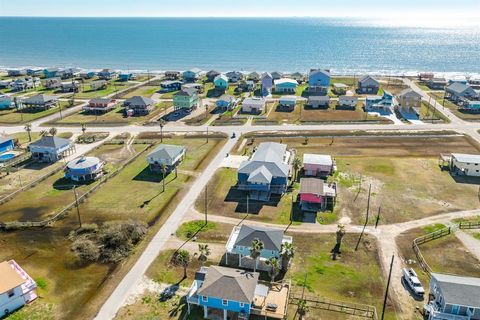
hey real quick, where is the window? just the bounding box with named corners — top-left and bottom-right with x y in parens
top-left (7, 290), bottom-right (15, 298)
top-left (222, 299), bottom-right (228, 306)
top-left (452, 305), bottom-right (460, 315)
top-left (240, 302), bottom-right (245, 308)
top-left (202, 296), bottom-right (208, 302)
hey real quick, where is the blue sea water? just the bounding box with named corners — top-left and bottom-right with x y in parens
top-left (0, 17), bottom-right (479, 74)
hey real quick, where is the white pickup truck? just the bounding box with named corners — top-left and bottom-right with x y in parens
top-left (402, 268), bottom-right (425, 297)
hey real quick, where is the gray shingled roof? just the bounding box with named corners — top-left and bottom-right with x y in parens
top-left (29, 136), bottom-right (72, 149)
top-left (148, 144), bottom-right (185, 161)
top-left (22, 94), bottom-right (56, 105)
top-left (247, 166), bottom-right (272, 184)
top-left (359, 75), bottom-right (380, 86)
top-left (235, 224), bottom-right (284, 251)
top-left (125, 96), bottom-right (154, 107)
top-left (174, 90), bottom-right (195, 97)
top-left (197, 266), bottom-right (259, 304)
top-left (446, 82), bottom-right (472, 95)
top-left (238, 142), bottom-right (289, 178)
top-left (432, 273), bottom-right (480, 308)
top-left (397, 88), bottom-right (422, 99)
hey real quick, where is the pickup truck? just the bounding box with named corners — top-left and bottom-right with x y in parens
top-left (402, 268), bottom-right (425, 297)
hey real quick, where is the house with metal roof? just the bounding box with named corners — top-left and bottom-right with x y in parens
top-left (124, 96), bottom-right (155, 116)
top-left (225, 224), bottom-right (293, 271)
top-left (303, 153), bottom-right (335, 177)
top-left (237, 142), bottom-right (291, 201)
top-left (338, 95), bottom-right (358, 109)
top-left (21, 94), bottom-right (57, 110)
top-left (308, 69), bottom-right (331, 95)
top-left (182, 83), bottom-right (204, 94)
top-left (307, 95), bottom-right (330, 108)
top-left (146, 144), bottom-right (186, 172)
top-left (214, 74), bottom-right (229, 91)
top-left (65, 156), bottom-right (104, 182)
top-left (445, 83), bottom-right (478, 102)
top-left (28, 136), bottom-right (75, 162)
top-left (60, 81), bottom-right (80, 93)
top-left (274, 78), bottom-right (298, 93)
top-left (299, 178), bottom-right (337, 212)
top-left (278, 96), bottom-right (297, 110)
top-left (173, 89), bottom-right (199, 111)
top-left (0, 260), bottom-right (37, 318)
top-left (216, 95), bottom-right (237, 111)
top-left (357, 75), bottom-right (380, 94)
top-left (442, 153), bottom-right (480, 177)
top-left (241, 97), bottom-right (266, 114)
top-left (424, 273), bottom-right (480, 320)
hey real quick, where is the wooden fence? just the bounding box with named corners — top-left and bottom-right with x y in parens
top-left (412, 221), bottom-right (480, 275)
top-left (289, 290), bottom-right (378, 319)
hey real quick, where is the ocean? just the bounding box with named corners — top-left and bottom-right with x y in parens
top-left (0, 17), bottom-right (479, 75)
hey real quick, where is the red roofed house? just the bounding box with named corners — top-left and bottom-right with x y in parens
top-left (299, 178), bottom-right (337, 211)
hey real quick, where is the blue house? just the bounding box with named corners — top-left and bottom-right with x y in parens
top-left (183, 68), bottom-right (202, 82)
top-left (216, 95), bottom-right (236, 110)
top-left (274, 78), bottom-right (298, 93)
top-left (0, 137), bottom-right (15, 154)
top-left (225, 224), bottom-right (293, 271)
top-left (43, 68), bottom-right (60, 78)
top-left (214, 74), bottom-right (228, 91)
top-left (187, 266), bottom-right (259, 320)
top-left (238, 142), bottom-right (291, 201)
top-left (0, 96), bottom-right (14, 110)
top-left (365, 91), bottom-right (394, 111)
top-left (118, 73), bottom-right (134, 81)
top-left (308, 69), bottom-right (331, 95)
top-left (160, 80), bottom-right (182, 92)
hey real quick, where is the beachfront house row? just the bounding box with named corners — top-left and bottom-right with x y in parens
top-left (124, 96), bottom-right (155, 116)
top-left (146, 144), bottom-right (186, 172)
top-left (396, 88), bottom-right (422, 112)
top-left (225, 224), bottom-right (293, 271)
top-left (428, 78), bottom-right (447, 90)
top-left (308, 69), bottom-right (331, 95)
top-left (299, 178), bottom-right (337, 212)
top-left (338, 95), bottom-right (358, 109)
top-left (237, 142), bottom-right (291, 201)
top-left (84, 98), bottom-right (117, 113)
top-left (261, 72), bottom-right (273, 96)
top-left (21, 94), bottom-right (57, 110)
top-left (28, 136), bottom-right (75, 163)
top-left (98, 69), bottom-right (117, 80)
top-left (307, 95), bottom-right (330, 108)
top-left (278, 96), bottom-right (297, 110)
top-left (65, 156), bottom-right (105, 182)
top-left (214, 74), bottom-right (229, 91)
top-left (226, 71), bottom-right (243, 83)
top-left (89, 80), bottom-right (108, 91)
top-left (241, 97), bottom-right (266, 114)
top-left (365, 91), bottom-right (394, 111)
top-left (164, 71), bottom-right (181, 80)
top-left (303, 153), bottom-right (335, 177)
top-left (357, 75), bottom-right (380, 94)
top-left (424, 273), bottom-right (480, 320)
top-left (206, 70), bottom-right (221, 82)
top-left (173, 90), bottom-right (199, 111)
top-left (445, 82), bottom-right (478, 103)
top-left (0, 260), bottom-right (37, 318)
top-left (216, 95), bottom-right (237, 111)
top-left (273, 78), bottom-right (298, 93)
top-left (160, 80), bottom-right (182, 92)
top-left (183, 68), bottom-right (202, 82)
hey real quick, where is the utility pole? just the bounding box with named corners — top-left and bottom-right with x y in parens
top-left (206, 126), bottom-right (209, 143)
top-left (290, 193), bottom-right (294, 222)
top-left (204, 185), bottom-right (208, 225)
top-left (381, 255), bottom-right (395, 320)
top-left (375, 206), bottom-right (381, 228)
top-left (355, 184), bottom-right (371, 251)
top-left (73, 186), bottom-right (82, 228)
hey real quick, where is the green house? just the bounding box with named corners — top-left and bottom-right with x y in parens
top-left (173, 89), bottom-right (199, 111)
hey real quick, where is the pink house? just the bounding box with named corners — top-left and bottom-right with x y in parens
top-left (299, 178), bottom-right (336, 211)
top-left (84, 98), bottom-right (117, 113)
top-left (303, 153), bottom-right (335, 177)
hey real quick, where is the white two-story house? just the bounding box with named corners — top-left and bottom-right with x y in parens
top-left (0, 260), bottom-right (37, 317)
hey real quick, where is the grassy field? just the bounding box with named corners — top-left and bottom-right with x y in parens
top-left (229, 134), bottom-right (480, 225)
top-left (1, 135), bottom-right (226, 320)
top-left (429, 91), bottom-right (480, 121)
top-left (299, 103), bottom-right (392, 124)
top-left (397, 225), bottom-right (480, 286)
top-left (0, 101), bottom-right (81, 124)
top-left (75, 80), bottom-right (135, 99)
top-left (266, 102), bottom-right (301, 123)
top-left (118, 85), bottom-right (160, 99)
top-left (53, 102), bottom-right (171, 125)
top-left (418, 101), bottom-right (449, 122)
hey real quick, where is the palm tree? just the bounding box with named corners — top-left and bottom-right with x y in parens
top-left (250, 238), bottom-right (264, 273)
top-left (24, 123), bottom-right (32, 142)
top-left (197, 244), bottom-right (211, 266)
top-left (48, 127), bottom-right (57, 136)
top-left (39, 130), bottom-right (48, 137)
top-left (160, 164), bottom-right (167, 192)
top-left (280, 242), bottom-right (295, 271)
top-left (174, 250), bottom-right (191, 279)
top-left (292, 156), bottom-right (302, 183)
top-left (81, 123), bottom-right (87, 135)
top-left (304, 136), bottom-right (309, 145)
top-left (266, 257), bottom-right (280, 284)
top-left (158, 119), bottom-right (166, 142)
top-left (298, 299), bottom-right (309, 320)
top-left (333, 223), bottom-right (346, 260)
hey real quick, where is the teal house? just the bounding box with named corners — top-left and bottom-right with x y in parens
top-left (119, 73), bottom-right (134, 81)
top-left (173, 90), bottom-right (199, 111)
top-left (214, 74), bottom-right (228, 91)
top-left (43, 68), bottom-right (59, 78)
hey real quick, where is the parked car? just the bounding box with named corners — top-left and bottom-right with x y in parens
top-left (402, 268), bottom-right (425, 296)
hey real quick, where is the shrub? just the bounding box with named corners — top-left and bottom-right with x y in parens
top-left (71, 238), bottom-right (101, 262)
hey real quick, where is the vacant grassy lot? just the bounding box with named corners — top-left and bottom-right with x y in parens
top-left (75, 80), bottom-right (135, 99)
top-left (397, 225), bottom-right (480, 286)
top-left (53, 102), bottom-right (171, 125)
top-left (119, 85), bottom-right (160, 99)
top-left (0, 101), bottom-right (81, 124)
top-left (418, 101), bottom-right (449, 122)
top-left (429, 91), bottom-right (480, 121)
top-left (266, 102), bottom-right (301, 123)
top-left (229, 134), bottom-right (480, 225)
top-left (300, 103), bottom-right (391, 124)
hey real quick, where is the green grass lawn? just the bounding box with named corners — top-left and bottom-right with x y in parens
top-left (160, 90), bottom-right (178, 99)
top-left (0, 101), bottom-right (81, 124)
top-left (53, 102), bottom-right (171, 125)
top-left (331, 77), bottom-right (357, 86)
top-left (119, 85), bottom-right (160, 99)
top-left (75, 80), bottom-right (134, 99)
top-left (418, 101), bottom-right (449, 122)
top-left (175, 220), bottom-right (233, 243)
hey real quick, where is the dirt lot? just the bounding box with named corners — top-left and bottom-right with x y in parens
top-left (300, 103), bottom-right (392, 123)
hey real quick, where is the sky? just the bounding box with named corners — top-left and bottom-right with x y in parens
top-left (1, 0), bottom-right (479, 20)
